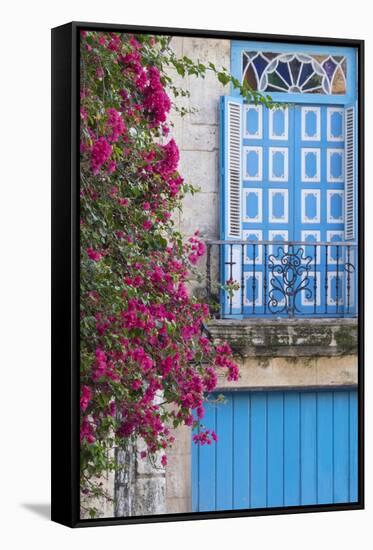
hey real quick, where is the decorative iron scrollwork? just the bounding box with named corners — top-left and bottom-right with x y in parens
top-left (268, 245), bottom-right (312, 316)
top-left (205, 240), bottom-right (357, 318)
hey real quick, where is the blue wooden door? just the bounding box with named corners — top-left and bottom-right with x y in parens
top-left (192, 389), bottom-right (358, 511)
top-left (241, 103), bottom-right (295, 315)
top-left (221, 98), bottom-right (357, 317)
top-left (294, 105), bottom-right (347, 315)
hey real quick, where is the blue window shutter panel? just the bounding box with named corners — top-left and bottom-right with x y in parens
top-left (344, 105), bottom-right (356, 241)
top-left (220, 96), bottom-right (244, 317)
top-left (220, 96), bottom-right (243, 240)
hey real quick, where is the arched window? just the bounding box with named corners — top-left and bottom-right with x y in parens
top-left (242, 51), bottom-right (347, 95)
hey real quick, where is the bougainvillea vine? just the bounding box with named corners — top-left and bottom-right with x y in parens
top-left (79, 30), bottom-right (270, 516)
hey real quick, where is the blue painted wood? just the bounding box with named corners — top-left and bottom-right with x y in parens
top-left (294, 104), bottom-right (356, 316)
top-left (250, 393), bottom-right (267, 508)
top-left (220, 98), bottom-right (357, 316)
top-left (233, 393), bottom-right (250, 509)
top-left (196, 401), bottom-right (216, 511)
top-left (300, 392), bottom-right (317, 504)
top-left (267, 392), bottom-right (284, 506)
top-left (216, 394), bottom-right (233, 510)
top-left (220, 95), bottom-right (244, 319)
top-left (192, 389), bottom-right (358, 511)
top-left (317, 392), bottom-right (334, 503)
top-left (283, 391), bottom-right (301, 505)
top-left (349, 391), bottom-right (358, 502)
top-left (241, 105), bottom-right (295, 316)
top-left (333, 391), bottom-right (350, 502)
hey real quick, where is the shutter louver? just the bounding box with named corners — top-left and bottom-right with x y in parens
top-left (220, 96), bottom-right (244, 317)
top-left (344, 106), bottom-right (355, 241)
top-left (227, 100), bottom-right (242, 238)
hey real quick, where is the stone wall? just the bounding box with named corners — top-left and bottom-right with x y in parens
top-left (165, 35), bottom-right (231, 514)
top-left (115, 440), bottom-right (166, 517)
top-left (169, 36), bottom-right (230, 244)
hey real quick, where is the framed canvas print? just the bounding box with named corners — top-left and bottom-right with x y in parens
top-left (51, 21), bottom-right (364, 527)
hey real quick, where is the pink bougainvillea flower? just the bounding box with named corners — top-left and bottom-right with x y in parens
top-left (129, 35), bottom-right (141, 50)
top-left (142, 66), bottom-right (171, 126)
top-left (107, 34), bottom-right (121, 52)
top-left (90, 137), bottom-right (113, 175)
top-left (86, 248), bottom-right (103, 261)
top-left (108, 402), bottom-right (116, 417)
top-left (188, 235), bottom-right (206, 264)
top-left (131, 379), bottom-right (142, 391)
top-left (118, 197), bottom-right (129, 206)
top-left (156, 139), bottom-right (179, 176)
top-left (106, 160), bottom-right (117, 174)
top-left (80, 385), bottom-right (91, 412)
top-left (142, 219), bottom-right (153, 231)
top-left (95, 66), bottom-right (104, 79)
top-left (80, 417), bottom-right (95, 444)
top-left (106, 108), bottom-right (126, 143)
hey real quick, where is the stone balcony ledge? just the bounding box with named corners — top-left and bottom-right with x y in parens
top-left (207, 317), bottom-right (358, 358)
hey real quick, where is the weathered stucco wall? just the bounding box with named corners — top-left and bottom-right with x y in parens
top-left (208, 318), bottom-right (358, 358)
top-left (165, 36), bottom-right (231, 514)
top-left (115, 440), bottom-right (166, 518)
top-left (169, 36), bottom-right (230, 242)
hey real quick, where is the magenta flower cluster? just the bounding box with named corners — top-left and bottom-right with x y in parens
top-left (90, 137), bottom-right (113, 175)
top-left (142, 66), bottom-right (171, 126)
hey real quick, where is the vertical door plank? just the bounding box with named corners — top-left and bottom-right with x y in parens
top-left (284, 391), bottom-right (301, 506)
top-left (233, 393), bottom-right (250, 509)
top-left (300, 392), bottom-right (317, 504)
top-left (197, 401), bottom-right (217, 511)
top-left (267, 392), bottom-right (284, 507)
top-left (349, 390), bottom-right (358, 502)
top-left (216, 394), bottom-right (233, 510)
top-left (250, 392), bottom-right (268, 508)
top-left (317, 391), bottom-right (334, 503)
top-left (333, 391), bottom-right (350, 502)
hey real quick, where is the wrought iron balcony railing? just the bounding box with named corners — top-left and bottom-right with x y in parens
top-left (205, 240), bottom-right (358, 318)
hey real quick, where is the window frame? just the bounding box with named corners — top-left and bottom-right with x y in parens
top-left (231, 40), bottom-right (357, 105)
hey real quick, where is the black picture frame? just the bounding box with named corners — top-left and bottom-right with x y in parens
top-left (51, 21), bottom-right (365, 528)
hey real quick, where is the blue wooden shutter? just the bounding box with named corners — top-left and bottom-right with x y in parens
top-left (343, 104), bottom-right (357, 315)
top-left (220, 96), bottom-right (243, 316)
top-left (344, 105), bottom-right (356, 241)
top-left (220, 96), bottom-right (243, 239)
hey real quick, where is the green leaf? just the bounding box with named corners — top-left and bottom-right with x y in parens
top-left (217, 72), bottom-right (231, 86)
